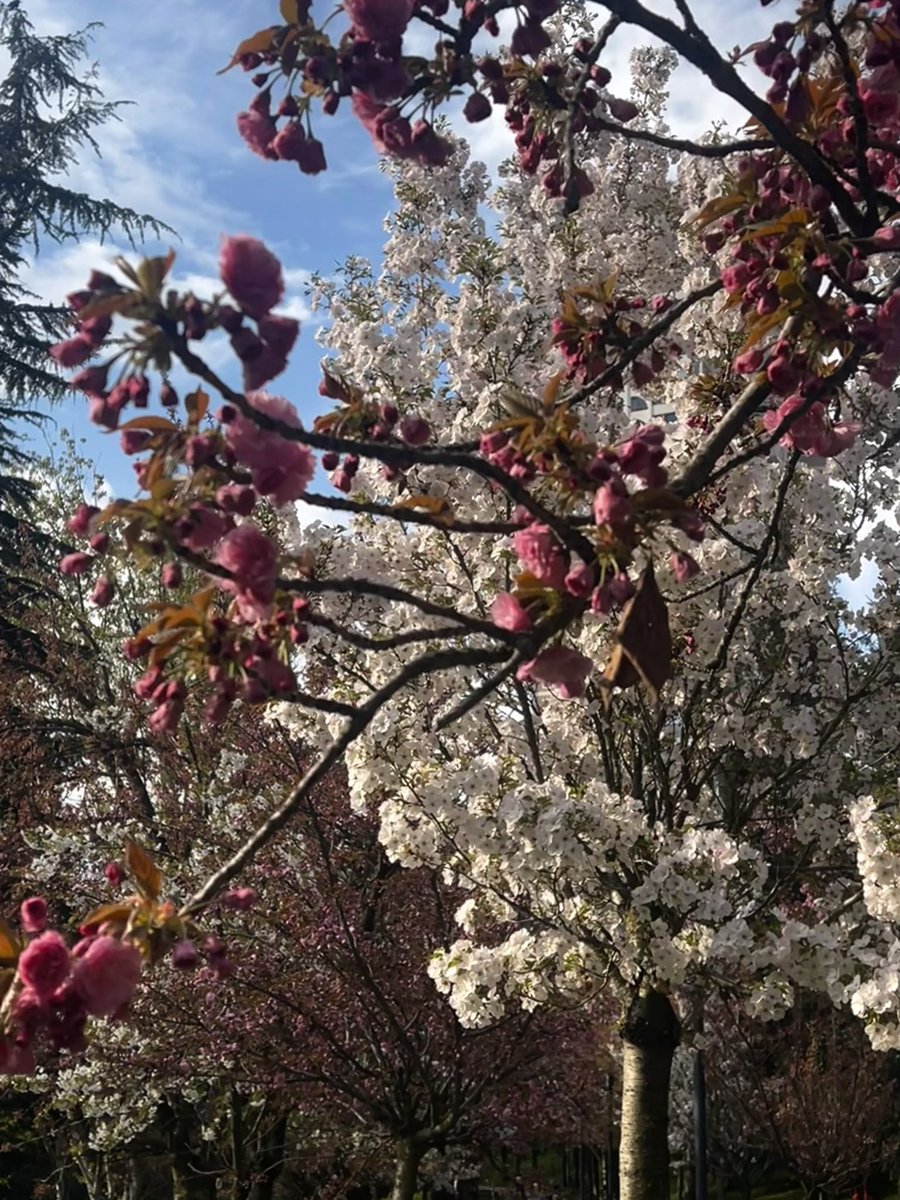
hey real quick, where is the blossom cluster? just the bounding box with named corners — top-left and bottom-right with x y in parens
top-left (0, 899), bottom-right (141, 1075)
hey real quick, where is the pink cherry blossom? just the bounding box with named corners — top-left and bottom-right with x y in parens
top-left (49, 336), bottom-right (93, 368)
top-left (762, 395), bottom-right (861, 458)
top-left (90, 577), bottom-right (115, 608)
top-left (59, 552), bottom-right (94, 576)
top-left (219, 235), bottom-right (284, 320)
top-left (344, 0), bottom-right (413, 43)
top-left (512, 524), bottom-right (568, 589)
top-left (20, 897), bottom-right (47, 934)
top-left (516, 646), bottom-right (593, 699)
top-left (213, 523), bottom-right (279, 621)
top-left (593, 479), bottom-right (633, 530)
top-left (225, 392), bottom-right (315, 507)
top-left (18, 931), bottom-right (70, 1000)
top-left (490, 593), bottom-right (532, 632)
top-left (72, 935), bottom-right (142, 1017)
top-left (236, 110), bottom-right (278, 159)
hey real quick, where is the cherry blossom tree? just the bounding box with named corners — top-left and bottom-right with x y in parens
top-left (0, 467), bottom-right (611, 1200)
top-left (691, 994), bottom-right (898, 1199)
top-left (5, 4), bottom-right (900, 1200)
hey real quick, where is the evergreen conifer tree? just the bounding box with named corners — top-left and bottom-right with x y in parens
top-left (0, 1), bottom-right (169, 650)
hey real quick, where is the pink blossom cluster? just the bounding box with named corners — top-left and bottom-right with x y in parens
top-left (237, 91), bottom-right (327, 174)
top-left (761, 394), bottom-right (861, 458)
top-left (233, 0), bottom-right (658, 188)
top-left (235, 1), bottom-right (453, 174)
top-left (129, 566), bottom-right (309, 730)
top-left (705, 4), bottom-right (900, 402)
top-left (218, 236), bottom-right (301, 391)
top-left (53, 237), bottom-right (301, 434)
top-left (499, 41), bottom-right (644, 201)
top-left (47, 272), bottom-right (113, 370)
top-left (223, 389), bottom-right (315, 506)
top-left (485, 421), bottom-right (704, 700)
top-left (0, 900), bottom-right (141, 1076)
top-left (551, 291), bottom-right (676, 387)
top-left (315, 374), bottom-right (431, 490)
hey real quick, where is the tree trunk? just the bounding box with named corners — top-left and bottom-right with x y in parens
top-left (619, 987), bottom-right (680, 1200)
top-left (169, 1101), bottom-right (217, 1200)
top-left (390, 1141), bottom-right (424, 1200)
top-left (248, 1115), bottom-right (288, 1200)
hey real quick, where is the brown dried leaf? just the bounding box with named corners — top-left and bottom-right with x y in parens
top-left (185, 389), bottom-right (209, 426)
top-left (118, 416), bottom-right (179, 433)
top-left (690, 192), bottom-right (746, 230)
top-left (601, 565), bottom-right (672, 711)
top-left (218, 27), bottom-right (279, 74)
top-left (395, 494), bottom-right (454, 521)
top-left (125, 841), bottom-right (162, 902)
top-left (79, 902), bottom-right (136, 934)
top-left (0, 918), bottom-right (20, 967)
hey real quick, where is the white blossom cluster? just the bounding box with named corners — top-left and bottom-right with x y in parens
top-left (277, 36), bottom-right (900, 1056)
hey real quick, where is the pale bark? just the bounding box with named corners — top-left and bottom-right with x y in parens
top-left (390, 1140), bottom-right (424, 1200)
top-left (619, 987), bottom-right (680, 1200)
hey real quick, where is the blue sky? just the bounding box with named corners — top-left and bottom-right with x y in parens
top-left (16, 0), bottom-right (777, 496)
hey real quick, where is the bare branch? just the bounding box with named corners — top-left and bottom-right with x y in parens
top-left (179, 641), bottom-right (511, 916)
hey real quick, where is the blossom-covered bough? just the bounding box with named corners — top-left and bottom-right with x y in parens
top-left (7, 1), bottom-right (900, 1197)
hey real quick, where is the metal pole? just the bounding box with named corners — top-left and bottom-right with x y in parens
top-left (693, 1001), bottom-right (708, 1200)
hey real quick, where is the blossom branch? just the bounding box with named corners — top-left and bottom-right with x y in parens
top-left (169, 335), bottom-right (597, 561)
top-left (299, 490), bottom-right (521, 535)
top-left (563, 15), bottom-right (621, 215)
top-left (179, 641), bottom-right (512, 917)
top-left (588, 118), bottom-right (776, 161)
top-left (594, 0), bottom-right (867, 234)
top-left (567, 279), bottom-right (723, 408)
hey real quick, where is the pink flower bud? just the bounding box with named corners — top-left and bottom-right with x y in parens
top-left (105, 862), bottom-right (125, 889)
top-left (49, 336), bottom-right (93, 368)
top-left (607, 97), bottom-right (639, 123)
top-left (70, 363), bottom-right (110, 395)
top-left (564, 562), bottom-right (595, 598)
top-left (399, 414), bottom-right (431, 445)
top-left (59, 553), bottom-right (93, 576)
top-left (90, 577), bottom-right (115, 608)
top-left (172, 940), bottom-right (200, 969)
top-left (223, 887), bottom-right (257, 911)
top-left (733, 347), bottom-right (764, 375)
top-left (67, 504), bottom-right (100, 537)
top-left (20, 897), bottom-right (48, 934)
top-left (161, 562), bottom-right (183, 589)
top-left (874, 224), bottom-right (900, 250)
top-left (669, 551), bottom-right (700, 583)
top-left (464, 92), bottom-right (492, 123)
